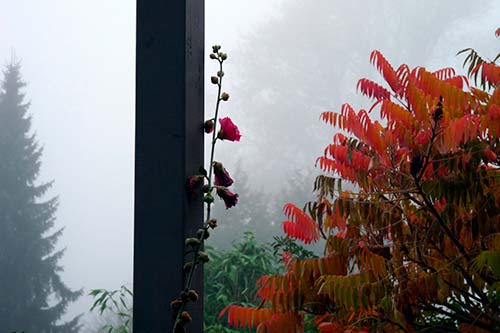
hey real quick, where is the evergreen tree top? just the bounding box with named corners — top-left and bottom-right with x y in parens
top-left (0, 61), bottom-right (82, 332)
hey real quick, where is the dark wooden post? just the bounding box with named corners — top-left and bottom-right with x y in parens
top-left (134, 0), bottom-right (204, 332)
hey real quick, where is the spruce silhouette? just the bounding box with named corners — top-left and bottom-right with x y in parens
top-left (0, 62), bottom-right (82, 332)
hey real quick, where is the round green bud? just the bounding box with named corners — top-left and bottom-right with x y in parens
top-left (183, 262), bottom-right (193, 272)
top-left (221, 92), bottom-right (230, 101)
top-left (209, 53), bottom-right (217, 59)
top-left (217, 70), bottom-right (224, 77)
top-left (210, 76), bottom-right (219, 84)
top-left (198, 251), bottom-right (210, 263)
top-left (185, 237), bottom-right (201, 247)
top-left (203, 193), bottom-right (214, 204)
top-left (220, 53), bottom-right (228, 60)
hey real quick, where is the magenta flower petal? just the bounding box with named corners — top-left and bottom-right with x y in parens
top-left (217, 117), bottom-right (241, 142)
top-left (186, 175), bottom-right (204, 199)
top-left (213, 162), bottom-right (234, 187)
top-left (216, 187), bottom-right (238, 209)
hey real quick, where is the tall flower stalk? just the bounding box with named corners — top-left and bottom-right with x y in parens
top-left (172, 45), bottom-right (240, 333)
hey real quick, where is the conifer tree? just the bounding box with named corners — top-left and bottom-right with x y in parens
top-left (0, 62), bottom-right (81, 332)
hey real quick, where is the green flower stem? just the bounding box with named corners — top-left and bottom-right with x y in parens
top-left (186, 58), bottom-right (223, 289)
top-left (173, 56), bottom-right (225, 333)
top-left (205, 58), bottom-right (223, 226)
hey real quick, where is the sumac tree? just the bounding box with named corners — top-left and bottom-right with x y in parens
top-left (220, 31), bottom-right (500, 332)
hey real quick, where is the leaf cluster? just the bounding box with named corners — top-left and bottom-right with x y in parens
top-left (220, 30), bottom-right (500, 333)
top-left (204, 231), bottom-right (279, 333)
top-left (89, 286), bottom-right (133, 333)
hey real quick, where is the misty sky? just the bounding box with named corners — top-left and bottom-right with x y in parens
top-left (1, 0), bottom-right (500, 330)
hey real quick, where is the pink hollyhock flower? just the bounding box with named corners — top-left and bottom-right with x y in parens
top-left (217, 117), bottom-right (241, 141)
top-left (216, 186), bottom-right (238, 209)
top-left (186, 175), bottom-right (204, 199)
top-left (213, 161), bottom-right (234, 187)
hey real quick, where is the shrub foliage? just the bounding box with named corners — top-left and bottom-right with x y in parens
top-left (221, 32), bottom-right (500, 332)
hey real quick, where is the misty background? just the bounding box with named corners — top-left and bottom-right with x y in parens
top-left (1, 0), bottom-right (500, 330)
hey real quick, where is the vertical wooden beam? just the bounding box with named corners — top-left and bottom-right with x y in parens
top-left (134, 0), bottom-right (204, 332)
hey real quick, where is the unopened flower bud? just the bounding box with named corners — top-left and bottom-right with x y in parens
top-left (203, 193), bottom-right (214, 204)
top-left (209, 53), bottom-right (217, 59)
top-left (220, 53), bottom-right (228, 60)
top-left (183, 262), bottom-right (193, 272)
top-left (221, 92), bottom-right (230, 101)
top-left (208, 219), bottom-right (218, 229)
top-left (211, 76), bottom-right (219, 84)
top-left (187, 290), bottom-right (199, 302)
top-left (212, 45), bottom-right (221, 53)
top-left (171, 298), bottom-right (183, 310)
top-left (185, 237), bottom-right (201, 247)
top-left (203, 119), bottom-right (214, 134)
top-left (180, 311), bottom-right (192, 323)
top-left (198, 166), bottom-right (208, 176)
top-left (180, 290), bottom-right (189, 301)
top-left (202, 184), bottom-right (210, 193)
top-left (198, 251), bottom-right (210, 263)
top-left (217, 70), bottom-right (224, 77)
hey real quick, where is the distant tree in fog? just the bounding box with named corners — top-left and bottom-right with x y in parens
top-left (225, 0), bottom-right (491, 192)
top-left (207, 165), bottom-right (322, 253)
top-left (0, 62), bottom-right (81, 332)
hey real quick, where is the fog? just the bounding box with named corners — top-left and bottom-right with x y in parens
top-left (1, 0), bottom-right (499, 330)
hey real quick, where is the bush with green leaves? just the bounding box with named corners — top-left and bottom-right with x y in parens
top-left (89, 285), bottom-right (133, 333)
top-left (204, 230), bottom-right (279, 332)
top-left (88, 232), bottom-right (316, 333)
